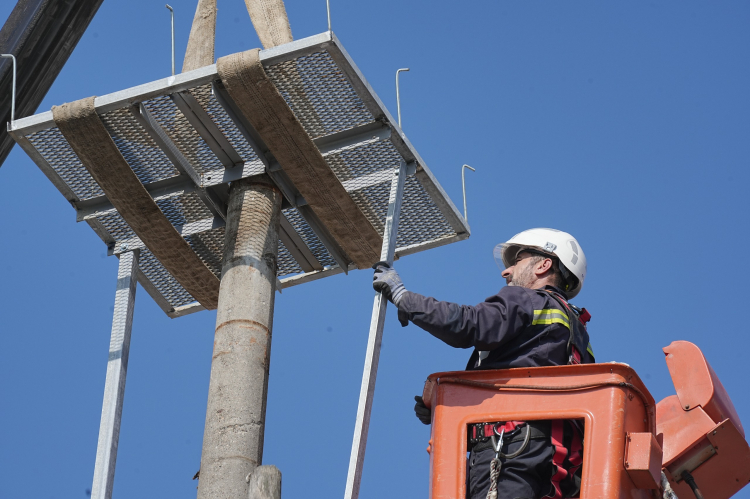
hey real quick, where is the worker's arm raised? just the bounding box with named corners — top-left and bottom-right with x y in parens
top-left (396, 286), bottom-right (534, 350)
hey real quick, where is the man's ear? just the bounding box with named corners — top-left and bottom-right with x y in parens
top-left (534, 257), bottom-right (554, 277)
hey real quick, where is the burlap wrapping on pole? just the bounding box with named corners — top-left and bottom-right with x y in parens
top-left (243, 0), bottom-right (293, 49)
top-left (52, 97), bottom-right (221, 309)
top-left (183, 0), bottom-right (217, 72)
top-left (217, 49), bottom-right (383, 269)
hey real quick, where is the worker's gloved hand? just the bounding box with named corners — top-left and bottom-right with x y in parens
top-left (372, 261), bottom-right (407, 306)
top-left (414, 395), bottom-right (431, 425)
top-left (397, 309), bottom-right (410, 328)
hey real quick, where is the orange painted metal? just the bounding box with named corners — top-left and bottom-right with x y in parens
top-left (657, 395), bottom-right (716, 465)
top-left (656, 340), bottom-right (750, 499)
top-left (422, 363), bottom-right (656, 499)
top-left (663, 341), bottom-right (744, 436)
top-left (624, 432), bottom-right (662, 490)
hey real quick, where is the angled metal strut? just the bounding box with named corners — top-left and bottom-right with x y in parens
top-left (344, 159), bottom-right (409, 499)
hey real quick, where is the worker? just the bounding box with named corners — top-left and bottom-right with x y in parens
top-left (373, 228), bottom-right (593, 499)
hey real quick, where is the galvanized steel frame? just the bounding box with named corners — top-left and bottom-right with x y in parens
top-left (344, 160), bottom-right (408, 499)
top-left (8, 31), bottom-right (469, 317)
top-left (91, 250), bottom-right (138, 499)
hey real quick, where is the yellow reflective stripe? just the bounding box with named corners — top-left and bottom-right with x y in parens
top-left (587, 342), bottom-right (595, 358)
top-left (532, 309), bottom-right (570, 329)
top-left (532, 317), bottom-right (571, 328)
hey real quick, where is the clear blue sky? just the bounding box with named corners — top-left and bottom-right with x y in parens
top-left (1, 1), bottom-right (749, 498)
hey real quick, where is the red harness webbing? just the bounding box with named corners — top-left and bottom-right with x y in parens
top-left (545, 420), bottom-right (584, 499)
top-left (547, 420), bottom-right (569, 499)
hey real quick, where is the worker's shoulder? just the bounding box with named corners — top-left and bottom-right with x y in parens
top-left (489, 285), bottom-right (551, 305)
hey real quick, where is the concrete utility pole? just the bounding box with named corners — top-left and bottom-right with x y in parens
top-left (181, 1), bottom-right (292, 496)
top-left (196, 177), bottom-right (282, 498)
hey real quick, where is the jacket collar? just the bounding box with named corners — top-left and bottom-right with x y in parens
top-left (542, 285), bottom-right (569, 301)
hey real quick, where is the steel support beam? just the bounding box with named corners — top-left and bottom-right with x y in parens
top-left (197, 176), bottom-right (282, 499)
top-left (344, 161), bottom-right (407, 499)
top-left (91, 250), bottom-right (139, 499)
top-left (0, 0), bottom-right (104, 168)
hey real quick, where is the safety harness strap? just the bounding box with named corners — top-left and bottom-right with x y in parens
top-left (547, 420), bottom-right (569, 499)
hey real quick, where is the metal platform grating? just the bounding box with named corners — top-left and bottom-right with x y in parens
top-left (27, 127), bottom-right (104, 200)
top-left (10, 32), bottom-right (469, 318)
top-left (266, 51), bottom-right (374, 138)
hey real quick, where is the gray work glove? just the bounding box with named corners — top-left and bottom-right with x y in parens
top-left (372, 261), bottom-right (407, 306)
top-left (414, 395), bottom-right (431, 425)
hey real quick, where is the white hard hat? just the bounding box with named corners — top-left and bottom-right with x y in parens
top-left (493, 228), bottom-right (587, 298)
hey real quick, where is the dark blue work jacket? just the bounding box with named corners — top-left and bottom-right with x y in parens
top-left (398, 285), bottom-right (594, 370)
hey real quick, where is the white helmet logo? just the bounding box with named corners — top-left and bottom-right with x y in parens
top-left (543, 242), bottom-right (557, 252)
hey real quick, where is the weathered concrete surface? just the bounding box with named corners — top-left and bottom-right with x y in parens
top-left (247, 465), bottom-right (282, 499)
top-left (197, 176), bottom-right (282, 499)
top-left (182, 0), bottom-right (216, 72)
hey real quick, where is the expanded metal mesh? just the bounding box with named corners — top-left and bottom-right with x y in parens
top-left (350, 176), bottom-right (454, 249)
top-left (189, 84), bottom-right (261, 165)
top-left (139, 249), bottom-right (196, 308)
top-left (143, 95), bottom-right (226, 176)
top-left (27, 127), bottom-right (104, 200)
top-left (14, 36), bottom-right (465, 316)
top-left (100, 108), bottom-right (180, 184)
top-left (266, 51), bottom-right (374, 138)
top-left (282, 208), bottom-right (336, 268)
top-left (277, 241), bottom-right (303, 277)
top-left (325, 139), bottom-right (402, 182)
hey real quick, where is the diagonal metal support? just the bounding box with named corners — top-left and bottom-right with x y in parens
top-left (279, 213), bottom-right (323, 272)
top-left (91, 250), bottom-right (139, 499)
top-left (344, 160), bottom-right (408, 499)
top-left (132, 103), bottom-right (227, 220)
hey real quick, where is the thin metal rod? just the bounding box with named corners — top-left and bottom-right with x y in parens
top-left (166, 5), bottom-right (175, 75)
top-left (461, 164), bottom-right (475, 222)
top-left (395, 68), bottom-right (410, 129)
top-left (1, 54), bottom-right (17, 123)
top-left (326, 0), bottom-right (331, 32)
top-left (344, 160), bottom-right (408, 499)
top-left (91, 250), bottom-right (139, 499)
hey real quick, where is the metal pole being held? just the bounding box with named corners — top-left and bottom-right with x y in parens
top-left (344, 160), bottom-right (409, 499)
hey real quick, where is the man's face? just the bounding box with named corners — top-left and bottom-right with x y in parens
top-left (501, 251), bottom-right (539, 288)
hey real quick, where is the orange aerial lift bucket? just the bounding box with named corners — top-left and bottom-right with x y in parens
top-left (422, 342), bottom-right (750, 499)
